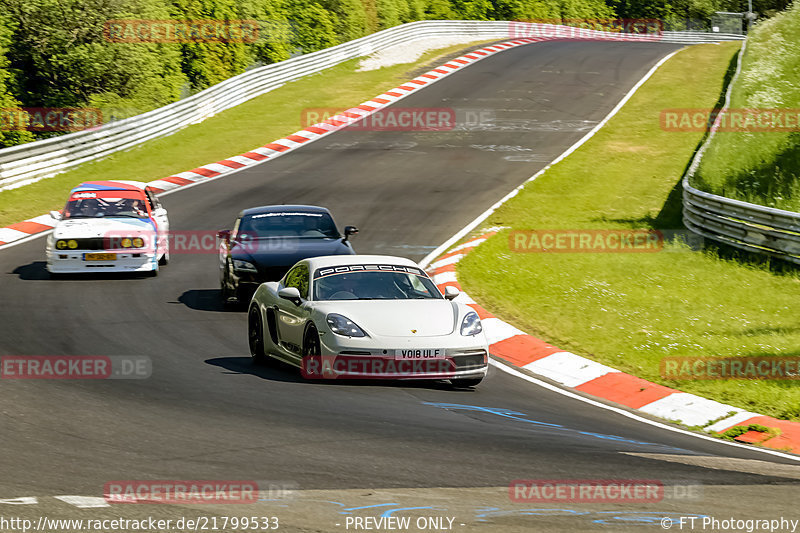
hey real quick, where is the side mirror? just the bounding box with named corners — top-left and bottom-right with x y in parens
top-left (49, 210), bottom-right (62, 221)
top-left (153, 207), bottom-right (167, 217)
top-left (217, 229), bottom-right (231, 241)
top-left (278, 286), bottom-right (302, 305)
top-left (444, 286), bottom-right (460, 300)
top-left (343, 225), bottom-right (358, 242)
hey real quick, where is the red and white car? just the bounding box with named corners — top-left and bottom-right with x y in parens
top-left (46, 181), bottom-right (169, 275)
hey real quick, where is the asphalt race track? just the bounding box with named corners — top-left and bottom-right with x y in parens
top-left (1, 40), bottom-right (798, 532)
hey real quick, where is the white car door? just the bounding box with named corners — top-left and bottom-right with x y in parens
top-left (275, 264), bottom-right (312, 355)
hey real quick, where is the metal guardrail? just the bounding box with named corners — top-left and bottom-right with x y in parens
top-left (0, 20), bottom-right (744, 191)
top-left (682, 38), bottom-right (800, 265)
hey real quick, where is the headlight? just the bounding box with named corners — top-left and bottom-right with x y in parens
top-left (232, 259), bottom-right (258, 272)
top-left (67, 240), bottom-right (78, 249)
top-left (121, 238), bottom-right (132, 248)
top-left (460, 311), bottom-right (483, 336)
top-left (326, 313), bottom-right (366, 337)
top-left (56, 240), bottom-right (67, 250)
top-left (132, 237), bottom-right (144, 248)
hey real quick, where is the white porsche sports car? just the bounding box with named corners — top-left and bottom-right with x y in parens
top-left (248, 255), bottom-right (488, 386)
top-left (46, 180), bottom-right (169, 275)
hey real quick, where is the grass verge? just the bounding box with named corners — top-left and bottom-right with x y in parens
top-left (0, 40), bottom-right (498, 228)
top-left (694, 4), bottom-right (800, 211)
top-left (457, 41), bottom-right (800, 422)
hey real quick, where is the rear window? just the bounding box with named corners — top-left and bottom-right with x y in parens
top-left (239, 211), bottom-right (339, 238)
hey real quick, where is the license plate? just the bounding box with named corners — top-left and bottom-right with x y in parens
top-left (394, 348), bottom-right (445, 360)
top-left (84, 253), bottom-right (117, 261)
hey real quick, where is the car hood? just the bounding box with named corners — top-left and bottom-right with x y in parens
top-left (53, 217), bottom-right (155, 239)
top-left (234, 238), bottom-right (353, 269)
top-left (314, 299), bottom-right (458, 337)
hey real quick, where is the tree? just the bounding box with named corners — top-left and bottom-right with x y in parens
top-left (172, 0), bottom-right (252, 90)
top-left (0, 14), bottom-right (34, 147)
top-left (0, 0), bottom-right (187, 117)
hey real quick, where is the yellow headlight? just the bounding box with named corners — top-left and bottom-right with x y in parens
top-left (56, 240), bottom-right (67, 249)
top-left (67, 240), bottom-right (78, 249)
top-left (121, 238), bottom-right (132, 248)
top-left (132, 237), bottom-right (144, 248)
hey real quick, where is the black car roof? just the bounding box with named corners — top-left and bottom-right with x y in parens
top-left (239, 205), bottom-right (332, 217)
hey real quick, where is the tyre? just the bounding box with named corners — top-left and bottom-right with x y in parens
top-left (303, 325), bottom-right (320, 358)
top-left (450, 378), bottom-right (483, 388)
top-left (159, 246), bottom-right (169, 266)
top-left (248, 305), bottom-right (267, 364)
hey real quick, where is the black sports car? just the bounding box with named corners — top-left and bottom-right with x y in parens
top-left (218, 205), bottom-right (357, 305)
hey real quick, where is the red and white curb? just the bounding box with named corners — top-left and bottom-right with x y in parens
top-left (0, 32), bottom-right (671, 250)
top-left (426, 230), bottom-right (800, 454)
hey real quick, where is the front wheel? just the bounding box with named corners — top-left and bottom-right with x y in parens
top-left (302, 325), bottom-right (320, 358)
top-left (450, 377), bottom-right (483, 388)
top-left (248, 305), bottom-right (267, 364)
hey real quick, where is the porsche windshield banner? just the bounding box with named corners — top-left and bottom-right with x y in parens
top-left (314, 264), bottom-right (426, 279)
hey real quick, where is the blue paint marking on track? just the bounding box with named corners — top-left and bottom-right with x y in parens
top-left (422, 402), bottom-right (691, 451)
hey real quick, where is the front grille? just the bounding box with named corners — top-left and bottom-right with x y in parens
top-left (61, 237), bottom-right (106, 250)
top-left (452, 352), bottom-right (487, 371)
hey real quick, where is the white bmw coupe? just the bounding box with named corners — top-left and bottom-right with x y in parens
top-left (46, 180), bottom-right (169, 276)
top-left (247, 255), bottom-right (488, 386)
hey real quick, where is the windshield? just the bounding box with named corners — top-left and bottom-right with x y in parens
top-left (63, 191), bottom-right (149, 219)
top-left (239, 211), bottom-right (339, 239)
top-left (314, 268), bottom-right (443, 301)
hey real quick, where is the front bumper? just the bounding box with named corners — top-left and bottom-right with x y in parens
top-left (46, 250), bottom-right (157, 273)
top-left (304, 334), bottom-right (489, 380)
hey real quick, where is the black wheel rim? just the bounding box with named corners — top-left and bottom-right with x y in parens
top-left (304, 330), bottom-right (319, 357)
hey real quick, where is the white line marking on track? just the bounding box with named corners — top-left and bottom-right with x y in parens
top-left (54, 495), bottom-right (110, 508)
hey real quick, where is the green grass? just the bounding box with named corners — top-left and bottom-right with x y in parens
top-left (457, 41), bottom-right (800, 422)
top-left (694, 4), bottom-right (800, 211)
top-left (0, 40), bottom-right (497, 228)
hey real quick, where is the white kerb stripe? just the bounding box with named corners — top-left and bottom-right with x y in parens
top-left (523, 351), bottom-right (619, 388)
top-left (449, 238), bottom-right (487, 253)
top-left (201, 162), bottom-right (238, 174)
top-left (0, 228), bottom-right (29, 241)
top-left (704, 410), bottom-right (763, 433)
top-left (226, 155), bottom-right (260, 166)
top-left (146, 180), bottom-right (182, 191)
top-left (431, 271), bottom-right (457, 285)
top-left (482, 317), bottom-right (526, 345)
top-left (171, 171), bottom-right (205, 181)
top-left (428, 254), bottom-right (464, 270)
top-left (28, 214), bottom-right (57, 227)
top-left (638, 392), bottom-right (745, 428)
